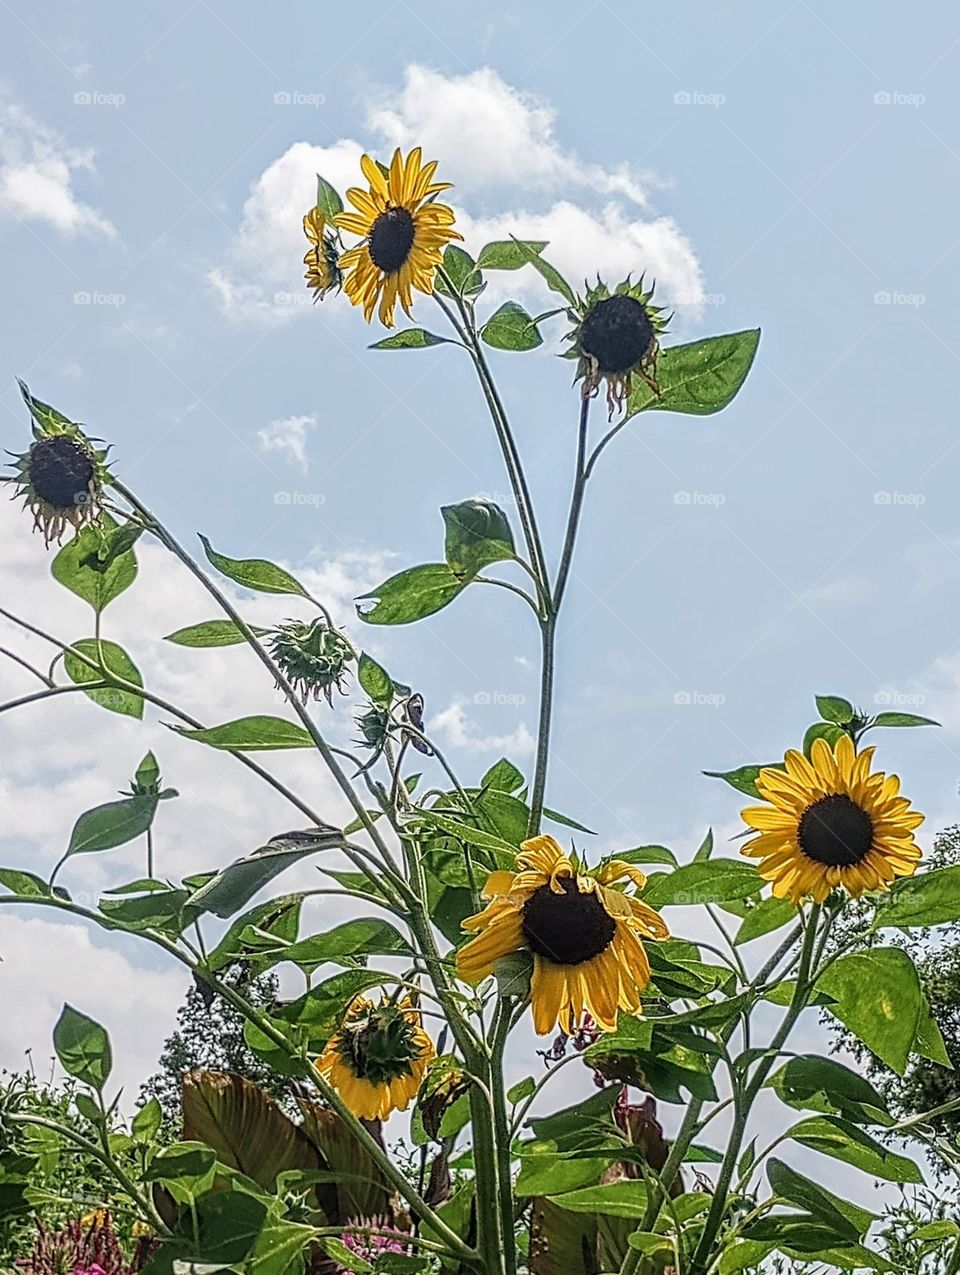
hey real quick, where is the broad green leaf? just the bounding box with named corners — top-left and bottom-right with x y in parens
top-left (874, 865), bottom-right (960, 928)
top-left (816, 694), bottom-right (854, 725)
top-left (315, 173), bottom-right (343, 218)
top-left (97, 887), bottom-right (193, 935)
top-left (641, 859), bottom-right (760, 908)
top-left (164, 619), bottom-right (268, 647)
top-left (276, 969), bottom-right (385, 1048)
top-left (64, 639), bottom-right (143, 719)
top-left (199, 534), bottom-right (308, 597)
top-left (442, 499), bottom-right (515, 578)
top-left (803, 721), bottom-right (844, 755)
top-left (871, 711), bottom-right (939, 728)
top-left (482, 757), bottom-right (525, 793)
top-left (504, 237), bottom-right (576, 305)
top-left (205, 893), bottom-right (306, 974)
top-left (475, 239), bottom-right (548, 270)
top-left (270, 919), bottom-right (412, 973)
top-left (51, 516), bottom-right (137, 615)
top-left (817, 948), bottom-right (921, 1074)
top-left (914, 994), bottom-right (952, 1067)
top-left (543, 806), bottom-right (597, 835)
top-left (507, 1076), bottom-right (536, 1105)
top-left (693, 828), bottom-right (714, 861)
top-left (703, 764), bottom-right (778, 800)
top-left (735, 896), bottom-right (796, 945)
top-left (131, 1098), bottom-right (162, 1142)
top-left (548, 1180), bottom-right (648, 1218)
top-left (369, 328), bottom-right (451, 349)
top-left (0, 868), bottom-right (53, 897)
top-left (625, 329), bottom-right (760, 418)
top-left (439, 244), bottom-right (480, 293)
top-left (66, 795), bottom-right (158, 856)
top-left (356, 563), bottom-right (466, 625)
top-left (481, 301), bottom-right (543, 351)
top-left (53, 1005), bottom-right (112, 1091)
top-left (413, 810), bottom-right (517, 857)
top-left (357, 652), bottom-right (393, 705)
top-left (173, 715), bottom-right (314, 751)
top-left (767, 1157), bottom-right (875, 1237)
top-left (787, 1115), bottom-right (923, 1183)
top-left (769, 1055), bottom-right (890, 1124)
top-left (616, 845), bottom-right (679, 868)
top-left (189, 827), bottom-right (345, 918)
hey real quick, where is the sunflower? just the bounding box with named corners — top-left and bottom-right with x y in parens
top-left (267, 617), bottom-right (355, 705)
top-left (6, 421), bottom-right (109, 547)
top-left (315, 995), bottom-right (435, 1121)
top-left (302, 206), bottom-right (342, 300)
top-left (456, 835), bottom-right (669, 1035)
top-left (333, 148), bottom-right (462, 327)
top-left (741, 734), bottom-right (924, 905)
top-left (564, 276), bottom-right (670, 418)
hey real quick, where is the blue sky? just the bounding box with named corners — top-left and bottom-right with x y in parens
top-left (1, 0), bottom-right (959, 1197)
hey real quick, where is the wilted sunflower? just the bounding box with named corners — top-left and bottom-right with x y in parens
top-left (565, 277), bottom-right (670, 417)
top-left (334, 148), bottom-right (462, 327)
top-left (302, 206), bottom-right (342, 300)
top-left (268, 618), bottom-right (355, 705)
top-left (741, 734), bottom-right (924, 905)
top-left (457, 835), bottom-right (669, 1035)
top-left (315, 996), bottom-right (435, 1121)
top-left (7, 422), bottom-right (108, 547)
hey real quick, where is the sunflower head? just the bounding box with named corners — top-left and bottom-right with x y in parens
top-left (333, 148), bottom-right (463, 328)
top-left (316, 996), bottom-right (435, 1122)
top-left (268, 618), bottom-right (355, 706)
top-left (456, 835), bottom-right (669, 1036)
top-left (564, 276), bottom-right (670, 418)
top-left (741, 734), bottom-right (924, 906)
top-left (302, 206), bottom-right (342, 301)
top-left (6, 417), bottom-right (109, 548)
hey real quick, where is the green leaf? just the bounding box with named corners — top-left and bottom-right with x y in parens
top-left (914, 994), bottom-right (952, 1067)
top-left (172, 716), bottom-right (314, 751)
top-left (548, 1180), bottom-right (648, 1218)
top-left (787, 1115), bottom-right (923, 1183)
top-left (164, 619), bottom-right (268, 647)
top-left (276, 969), bottom-right (385, 1048)
top-left (53, 1005), bottom-right (112, 1091)
top-left (357, 563), bottom-right (466, 625)
top-left (475, 239), bottom-right (548, 270)
top-left (439, 244), bottom-right (480, 293)
top-left (51, 516), bottom-right (137, 615)
top-left (206, 894), bottom-right (305, 974)
top-left (64, 639), bottom-right (143, 719)
top-left (67, 795), bottom-right (158, 856)
top-left (18, 379), bottom-right (74, 431)
top-left (189, 827), bottom-right (345, 918)
top-left (734, 896), bottom-right (796, 945)
top-left (131, 1097), bottom-right (162, 1142)
top-left (315, 173), bottom-right (343, 219)
top-left (871, 711), bottom-right (939, 728)
top-left (803, 721), bottom-right (844, 755)
top-left (0, 868), bottom-right (54, 898)
top-left (641, 859), bottom-right (760, 908)
top-left (442, 499), bottom-right (515, 578)
top-left (703, 764), bottom-right (778, 800)
top-left (505, 237), bottom-right (576, 305)
top-left (616, 845), bottom-right (679, 868)
top-left (874, 865), bottom-right (960, 928)
top-left (693, 828), bottom-right (714, 861)
top-left (769, 1055), bottom-right (890, 1123)
top-left (369, 328), bottom-right (451, 350)
top-left (482, 757), bottom-right (525, 793)
top-left (480, 301), bottom-right (543, 351)
top-left (816, 695), bottom-right (855, 725)
top-left (270, 919), bottom-right (413, 973)
top-left (199, 534), bottom-right (308, 597)
top-left (625, 328), bottom-right (760, 418)
top-left (767, 1158), bottom-right (875, 1237)
top-left (507, 1076), bottom-right (536, 1105)
top-left (357, 652), bottom-right (393, 705)
top-left (543, 806), bottom-right (597, 835)
top-left (817, 948), bottom-right (921, 1074)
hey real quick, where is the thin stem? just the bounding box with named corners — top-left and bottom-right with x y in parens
top-left (0, 645), bottom-right (54, 687)
top-left (475, 575), bottom-right (541, 615)
top-left (0, 681), bottom-right (108, 715)
top-left (490, 999), bottom-right (518, 1275)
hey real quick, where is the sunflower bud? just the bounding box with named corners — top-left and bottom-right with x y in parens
top-left (268, 618), bottom-right (355, 706)
top-left (356, 703), bottom-right (390, 754)
top-left (7, 425), bottom-right (108, 548)
top-left (565, 276), bottom-right (670, 418)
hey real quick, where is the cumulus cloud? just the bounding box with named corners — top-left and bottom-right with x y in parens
top-left (0, 95), bottom-right (114, 237)
top-left (211, 65), bottom-right (704, 322)
top-left (258, 413), bottom-right (317, 472)
top-left (428, 698), bottom-right (535, 757)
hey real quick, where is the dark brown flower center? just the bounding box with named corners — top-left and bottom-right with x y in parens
top-left (369, 207), bottom-right (415, 273)
top-left (579, 294), bottom-right (655, 374)
top-left (29, 436), bottom-right (95, 509)
top-left (797, 794), bottom-right (874, 866)
top-left (522, 878), bottom-right (616, 965)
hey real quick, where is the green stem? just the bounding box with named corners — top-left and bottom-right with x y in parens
top-left (468, 1081), bottom-right (505, 1275)
top-left (490, 999), bottom-right (518, 1275)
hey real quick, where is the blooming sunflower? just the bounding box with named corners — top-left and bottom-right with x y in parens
top-left (315, 995), bottom-right (435, 1121)
top-left (741, 734), bottom-right (924, 905)
top-left (564, 277), bottom-right (670, 417)
top-left (6, 421), bottom-right (109, 547)
top-left (302, 206), bottom-right (342, 300)
top-left (334, 148), bottom-right (462, 327)
top-left (456, 835), bottom-right (669, 1035)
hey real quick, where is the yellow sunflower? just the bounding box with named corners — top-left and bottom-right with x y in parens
top-left (315, 995), bottom-right (435, 1121)
top-left (741, 734), bottom-right (924, 905)
top-left (302, 207), bottom-right (341, 300)
top-left (333, 148), bottom-right (462, 327)
top-left (456, 835), bottom-right (669, 1036)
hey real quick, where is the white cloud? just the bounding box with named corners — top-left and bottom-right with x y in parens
top-left (428, 698), bottom-right (535, 757)
top-left (258, 413), bottom-right (316, 472)
top-left (210, 65), bottom-right (704, 322)
top-left (0, 96), bottom-right (114, 237)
